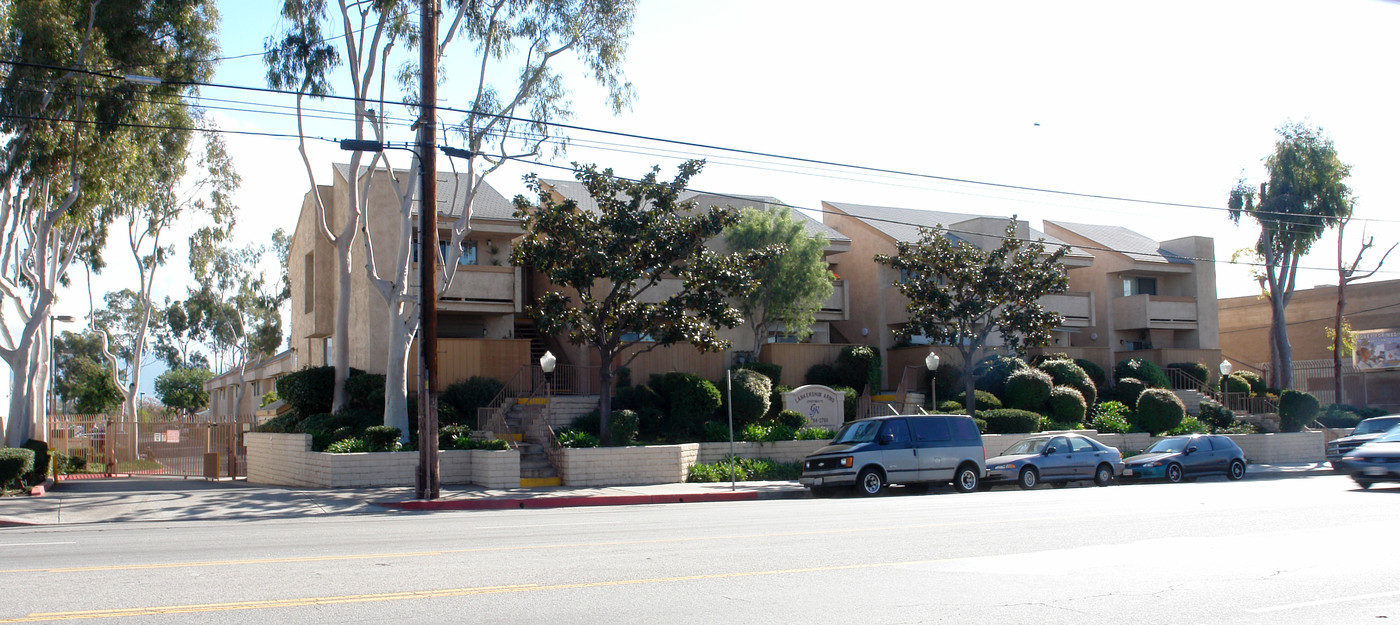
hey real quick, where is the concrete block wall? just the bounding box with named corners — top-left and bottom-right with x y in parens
top-left (471, 450), bottom-right (521, 489)
top-left (1225, 432), bottom-right (1324, 463)
top-left (696, 440), bottom-right (829, 464)
top-left (559, 444), bottom-right (699, 486)
top-left (245, 432), bottom-right (519, 488)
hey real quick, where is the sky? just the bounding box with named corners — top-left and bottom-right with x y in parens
top-left (20, 0), bottom-right (1400, 402)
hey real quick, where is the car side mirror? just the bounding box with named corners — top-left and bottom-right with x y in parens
top-left (1185, 446), bottom-right (1197, 455)
top-left (1043, 446), bottom-right (1057, 455)
top-left (878, 433), bottom-right (894, 445)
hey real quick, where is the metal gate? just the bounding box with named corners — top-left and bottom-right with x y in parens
top-left (48, 415), bottom-right (256, 478)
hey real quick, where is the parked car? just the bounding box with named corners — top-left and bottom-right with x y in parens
top-left (1341, 427), bottom-right (1400, 489)
top-left (1122, 434), bottom-right (1247, 483)
top-left (1326, 415), bottom-right (1400, 471)
top-left (799, 414), bottom-right (985, 497)
top-left (983, 433), bottom-right (1124, 489)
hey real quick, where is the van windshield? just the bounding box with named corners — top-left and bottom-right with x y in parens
top-left (831, 420), bottom-right (882, 444)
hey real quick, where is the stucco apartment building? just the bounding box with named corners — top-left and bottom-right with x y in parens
top-left (1219, 278), bottom-right (1400, 408)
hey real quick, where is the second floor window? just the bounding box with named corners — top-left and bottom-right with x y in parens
top-left (1123, 277), bottom-right (1157, 296)
top-left (412, 238), bottom-right (478, 266)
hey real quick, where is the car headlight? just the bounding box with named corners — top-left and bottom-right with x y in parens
top-left (839, 456), bottom-right (853, 468)
top-left (991, 463), bottom-right (1018, 471)
top-left (1145, 461), bottom-right (1163, 467)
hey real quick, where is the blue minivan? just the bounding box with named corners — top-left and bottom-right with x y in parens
top-left (799, 414), bottom-right (985, 497)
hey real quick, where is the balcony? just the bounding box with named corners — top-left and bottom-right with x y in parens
top-left (816, 279), bottom-right (848, 321)
top-left (432, 265), bottom-right (522, 313)
top-left (1112, 294), bottom-right (1198, 330)
top-left (1041, 291), bottom-right (1093, 328)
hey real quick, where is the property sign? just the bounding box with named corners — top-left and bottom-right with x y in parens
top-left (1355, 328), bottom-right (1400, 371)
top-left (783, 385), bottom-right (844, 430)
top-left (166, 429), bottom-right (180, 444)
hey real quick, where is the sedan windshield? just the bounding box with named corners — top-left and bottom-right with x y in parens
top-left (1003, 438), bottom-right (1050, 455)
top-left (1147, 438), bottom-right (1189, 453)
top-left (831, 420), bottom-right (882, 445)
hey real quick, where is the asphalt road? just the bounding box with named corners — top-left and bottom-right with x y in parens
top-left (1, 473), bottom-right (1396, 624)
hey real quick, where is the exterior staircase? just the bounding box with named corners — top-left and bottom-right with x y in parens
top-left (502, 395), bottom-right (601, 487)
top-left (514, 319), bottom-right (548, 367)
top-left (1172, 389), bottom-right (1207, 416)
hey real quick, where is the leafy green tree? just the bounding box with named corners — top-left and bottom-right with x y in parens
top-left (1228, 122), bottom-right (1353, 389)
top-left (52, 331), bottom-right (122, 414)
top-left (876, 220), bottom-right (1069, 418)
top-left (724, 205), bottom-right (833, 355)
top-left (512, 160), bottom-right (762, 445)
top-left (153, 367), bottom-right (213, 418)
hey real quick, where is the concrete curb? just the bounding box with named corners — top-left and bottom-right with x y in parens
top-left (27, 477), bottom-right (56, 497)
top-left (382, 490), bottom-right (765, 511)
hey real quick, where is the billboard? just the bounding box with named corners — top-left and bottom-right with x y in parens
top-left (1354, 328), bottom-right (1400, 371)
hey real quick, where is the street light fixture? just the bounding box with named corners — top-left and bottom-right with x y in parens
top-left (48, 315), bottom-right (76, 418)
top-left (1219, 360), bottom-right (1232, 377)
top-left (925, 351), bottom-right (941, 411)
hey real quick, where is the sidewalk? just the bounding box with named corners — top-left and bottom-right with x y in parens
top-left (0, 463), bottom-right (1337, 527)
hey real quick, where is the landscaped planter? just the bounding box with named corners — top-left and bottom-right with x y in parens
top-left (696, 440), bottom-right (830, 464)
top-left (558, 444), bottom-right (699, 486)
top-left (244, 432), bottom-right (519, 488)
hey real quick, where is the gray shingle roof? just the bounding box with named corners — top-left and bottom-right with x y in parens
top-left (1045, 220), bottom-right (1191, 264)
top-left (826, 201), bottom-right (1091, 259)
top-left (334, 164), bottom-right (516, 220)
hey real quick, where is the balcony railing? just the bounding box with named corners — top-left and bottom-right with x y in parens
top-left (817, 279), bottom-right (848, 320)
top-left (1041, 291), bottom-right (1093, 327)
top-left (1112, 294), bottom-right (1198, 330)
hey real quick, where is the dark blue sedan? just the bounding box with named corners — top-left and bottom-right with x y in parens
top-left (1122, 434), bottom-right (1247, 483)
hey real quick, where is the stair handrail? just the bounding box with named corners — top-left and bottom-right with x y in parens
top-left (475, 364), bottom-right (535, 447)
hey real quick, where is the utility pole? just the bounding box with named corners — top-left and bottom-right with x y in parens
top-left (416, 0), bottom-right (441, 500)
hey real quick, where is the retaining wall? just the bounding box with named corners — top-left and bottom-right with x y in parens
top-left (244, 432), bottom-right (519, 488)
top-left (558, 444), bottom-right (699, 486)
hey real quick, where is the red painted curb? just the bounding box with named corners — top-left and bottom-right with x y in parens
top-left (382, 491), bottom-right (759, 511)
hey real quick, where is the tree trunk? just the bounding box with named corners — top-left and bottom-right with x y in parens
top-left (597, 349), bottom-right (614, 447)
top-left (331, 234), bottom-right (355, 413)
top-left (383, 321), bottom-right (412, 441)
top-left (5, 356), bottom-right (34, 447)
top-left (962, 352), bottom-right (978, 420)
top-left (1334, 281), bottom-right (1346, 404)
top-left (1271, 296), bottom-right (1293, 390)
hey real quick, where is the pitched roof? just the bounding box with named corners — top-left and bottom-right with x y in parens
top-left (1045, 220), bottom-right (1192, 264)
top-left (333, 164), bottom-right (516, 221)
top-left (825, 201), bottom-right (1091, 260)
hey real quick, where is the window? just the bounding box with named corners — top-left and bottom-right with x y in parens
top-left (1069, 437), bottom-right (1095, 453)
top-left (303, 252), bottom-right (315, 313)
top-left (878, 419), bottom-right (912, 447)
top-left (1122, 277), bottom-right (1158, 296)
top-left (1191, 437), bottom-right (1212, 452)
top-left (912, 417), bottom-right (951, 447)
top-left (1047, 437), bottom-right (1069, 454)
top-left (323, 337), bottom-right (333, 365)
top-left (413, 237), bottom-right (477, 266)
top-left (950, 417), bottom-right (981, 442)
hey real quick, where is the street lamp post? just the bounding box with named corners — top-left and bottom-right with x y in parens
top-left (540, 350), bottom-right (556, 416)
top-left (48, 315), bottom-right (75, 419)
top-left (925, 351), bottom-right (941, 412)
top-left (1219, 360), bottom-right (1233, 408)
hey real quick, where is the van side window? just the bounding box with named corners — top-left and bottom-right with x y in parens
top-left (879, 419), bottom-right (913, 448)
top-left (949, 418), bottom-right (980, 443)
top-left (912, 417), bottom-right (952, 447)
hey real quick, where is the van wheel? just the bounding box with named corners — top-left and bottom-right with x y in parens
top-left (952, 464), bottom-right (979, 493)
top-left (1094, 464), bottom-right (1114, 487)
top-left (1018, 467), bottom-right (1039, 490)
top-left (856, 468), bottom-right (884, 496)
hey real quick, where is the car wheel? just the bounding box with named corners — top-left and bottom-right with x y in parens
top-left (1018, 467), bottom-right (1039, 490)
top-left (857, 468), bottom-right (884, 496)
top-left (952, 464), bottom-right (979, 493)
top-left (1165, 463), bottom-right (1184, 483)
top-left (1227, 460), bottom-right (1246, 481)
top-left (1357, 480), bottom-right (1374, 490)
top-left (1094, 463), bottom-right (1114, 487)
top-left (810, 486), bottom-right (836, 498)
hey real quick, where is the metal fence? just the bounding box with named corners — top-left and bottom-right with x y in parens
top-left (48, 414), bottom-right (256, 478)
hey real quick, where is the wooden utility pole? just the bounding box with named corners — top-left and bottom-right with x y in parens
top-left (416, 0), bottom-right (441, 500)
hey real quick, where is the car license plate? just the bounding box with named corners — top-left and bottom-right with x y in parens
top-left (1122, 469), bottom-right (1134, 476)
top-left (813, 477), bottom-right (824, 486)
top-left (1364, 466), bottom-right (1388, 476)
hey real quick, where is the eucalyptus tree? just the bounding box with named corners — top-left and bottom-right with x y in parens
top-left (1229, 122), bottom-right (1353, 389)
top-left (186, 233), bottom-right (285, 415)
top-left (0, 0), bottom-right (217, 446)
top-left (1330, 216), bottom-right (1395, 402)
top-left (512, 161), bottom-right (763, 445)
top-left (875, 220), bottom-right (1069, 418)
top-left (265, 0), bottom-right (637, 435)
top-left (724, 205), bottom-right (832, 355)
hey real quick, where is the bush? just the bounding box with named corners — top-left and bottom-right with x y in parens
top-left (438, 424), bottom-right (472, 450)
top-left (454, 437), bottom-right (511, 451)
top-left (1114, 377), bottom-right (1146, 406)
top-left (836, 345), bottom-right (882, 392)
top-left (726, 368), bottom-right (772, 427)
top-left (556, 428), bottom-right (600, 448)
top-left (1165, 362), bottom-right (1210, 388)
top-left (973, 355), bottom-right (1029, 397)
top-left (776, 409), bottom-right (809, 430)
top-left (608, 409), bottom-right (640, 446)
top-left (1169, 415), bottom-right (1209, 435)
top-left (345, 372), bottom-right (386, 410)
top-left (1198, 399), bottom-right (1235, 431)
top-left (20, 439), bottom-right (49, 485)
top-left (955, 389), bottom-right (1003, 411)
top-left (699, 421), bottom-right (731, 442)
top-left (927, 363), bottom-right (964, 407)
top-left (440, 376), bottom-right (505, 427)
top-left (832, 385), bottom-right (859, 422)
top-left (295, 408), bottom-right (381, 451)
top-left (0, 448), bottom-right (37, 488)
top-left (276, 365), bottom-right (366, 416)
top-left (1038, 359), bottom-right (1097, 406)
top-left (1317, 404), bottom-right (1363, 429)
top-left (1075, 358), bottom-right (1108, 388)
top-left (1114, 358), bottom-right (1169, 389)
top-left (686, 456), bottom-right (802, 482)
top-left (257, 412), bottom-right (303, 433)
top-left (732, 362), bottom-right (782, 389)
top-left (362, 426), bottom-right (402, 452)
top-left (980, 409), bottom-right (1043, 434)
top-left (1222, 373), bottom-right (1253, 396)
top-left (571, 411), bottom-right (601, 435)
top-left (325, 438), bottom-right (368, 453)
top-left (1003, 369), bottom-right (1054, 411)
top-left (1134, 389), bottom-right (1185, 435)
top-left (1090, 401), bottom-right (1132, 433)
top-left (1047, 386), bottom-right (1087, 424)
top-left (805, 364), bottom-right (841, 387)
top-left (658, 372), bottom-right (722, 431)
top-left (937, 400), bottom-right (964, 413)
top-left (769, 384), bottom-right (793, 419)
top-left (616, 384), bottom-right (665, 438)
top-left (615, 367), bottom-right (632, 389)
top-left (1235, 371), bottom-right (1267, 396)
top-left (1217, 422), bottom-right (1260, 434)
top-left (1278, 390), bottom-right (1321, 433)
top-left (973, 417), bottom-right (988, 432)
top-left (795, 427), bottom-right (835, 441)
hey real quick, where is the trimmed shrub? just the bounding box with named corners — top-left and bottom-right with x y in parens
top-left (1236, 371), bottom-right (1267, 396)
top-left (453, 437), bottom-right (511, 451)
top-left (20, 439), bottom-right (50, 486)
top-left (699, 421), bottom-right (731, 442)
top-left (1169, 415), bottom-right (1209, 435)
top-left (980, 409), bottom-right (1043, 434)
top-left (740, 422), bottom-right (798, 443)
top-left (362, 426), bottom-right (402, 452)
top-left (1038, 359), bottom-right (1097, 406)
top-left (1198, 399), bottom-right (1235, 431)
top-left (1222, 373), bottom-right (1252, 396)
top-left (608, 410), bottom-right (640, 446)
top-left (571, 411), bottom-right (601, 435)
top-left (1004, 369), bottom-right (1054, 411)
top-left (257, 412), bottom-right (302, 433)
top-left (726, 368), bottom-right (772, 427)
top-left (1278, 390), bottom-right (1321, 433)
top-left (0, 448), bottom-right (36, 488)
top-left (1134, 388), bottom-right (1185, 435)
top-left (325, 438), bottom-right (368, 453)
top-left (832, 386), bottom-right (859, 422)
top-left (733, 362), bottom-right (782, 389)
top-left (1029, 352), bottom-right (1072, 366)
top-left (795, 427), bottom-right (835, 441)
top-left (615, 367), bottom-right (632, 389)
top-left (1114, 358), bottom-right (1169, 389)
top-left (1114, 377), bottom-right (1146, 406)
top-left (1165, 362), bottom-right (1210, 388)
top-left (973, 417), bottom-right (987, 432)
top-left (556, 428), bottom-right (601, 448)
top-left (956, 389), bottom-right (1003, 411)
top-left (1075, 358), bottom-right (1108, 388)
top-left (937, 400), bottom-right (964, 413)
top-left (439, 424), bottom-right (472, 450)
top-left (1317, 404), bottom-right (1362, 429)
top-left (687, 456), bottom-right (802, 482)
top-left (275, 365), bottom-right (370, 416)
top-left (836, 345), bottom-right (882, 392)
top-left (1090, 401), bottom-right (1132, 433)
top-left (1047, 386), bottom-right (1087, 424)
top-left (294, 408), bottom-right (381, 451)
top-left (973, 355), bottom-right (1029, 397)
top-left (805, 363), bottom-right (841, 387)
top-left (658, 372), bottom-right (722, 431)
top-left (440, 376), bottom-right (505, 427)
top-left (345, 372), bottom-right (386, 410)
top-left (769, 384), bottom-right (793, 419)
top-left (776, 409), bottom-right (809, 430)
top-left (617, 384), bottom-right (665, 438)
